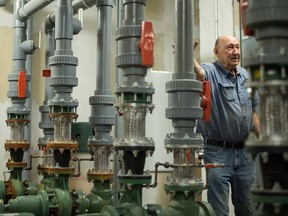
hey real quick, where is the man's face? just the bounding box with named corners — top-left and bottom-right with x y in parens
top-left (214, 37), bottom-right (240, 72)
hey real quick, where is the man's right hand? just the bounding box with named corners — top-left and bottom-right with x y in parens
top-left (193, 41), bottom-right (205, 81)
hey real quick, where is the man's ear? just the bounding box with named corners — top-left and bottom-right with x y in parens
top-left (214, 47), bottom-right (218, 56)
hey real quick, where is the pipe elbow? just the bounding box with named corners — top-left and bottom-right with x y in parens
top-left (44, 13), bottom-right (55, 33)
top-left (0, 0), bottom-right (8, 7)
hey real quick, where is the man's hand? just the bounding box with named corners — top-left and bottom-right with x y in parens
top-left (252, 109), bottom-right (260, 139)
top-left (193, 40), bottom-right (205, 81)
top-left (194, 41), bottom-right (199, 50)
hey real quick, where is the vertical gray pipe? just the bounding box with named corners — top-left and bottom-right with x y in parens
top-left (88, 0), bottom-right (115, 172)
top-left (174, 0), bottom-right (194, 74)
top-left (46, 0), bottom-right (78, 190)
top-left (113, 0), bottom-right (155, 207)
top-left (113, 0), bottom-right (124, 206)
top-left (49, 0), bottom-right (78, 110)
top-left (95, 0), bottom-right (113, 90)
top-left (6, 0), bottom-right (32, 181)
top-left (165, 0), bottom-right (203, 181)
top-left (23, 15), bottom-right (33, 181)
top-left (38, 25), bottom-right (55, 152)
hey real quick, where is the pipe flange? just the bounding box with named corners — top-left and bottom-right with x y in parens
top-left (89, 116), bottom-right (115, 126)
top-left (47, 141), bottom-right (78, 151)
top-left (166, 79), bottom-right (202, 92)
top-left (5, 119), bottom-right (30, 126)
top-left (115, 85), bottom-right (155, 94)
top-left (6, 108), bottom-right (30, 116)
top-left (164, 181), bottom-right (204, 194)
top-left (89, 95), bottom-right (115, 105)
top-left (117, 174), bottom-right (151, 186)
top-left (166, 107), bottom-right (203, 120)
top-left (87, 170), bottom-right (113, 182)
top-left (4, 141), bottom-right (30, 150)
top-left (38, 166), bottom-right (75, 176)
top-left (6, 161), bottom-right (27, 169)
top-left (87, 143), bottom-right (113, 149)
top-left (48, 76), bottom-right (78, 87)
top-left (48, 112), bottom-right (78, 119)
top-left (114, 137), bottom-right (155, 150)
top-left (49, 55), bottom-right (78, 66)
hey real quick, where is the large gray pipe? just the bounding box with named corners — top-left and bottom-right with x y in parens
top-left (17, 0), bottom-right (54, 20)
top-left (174, 0), bottom-right (194, 74)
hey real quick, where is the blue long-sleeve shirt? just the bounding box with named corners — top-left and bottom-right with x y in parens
top-left (196, 61), bottom-right (259, 142)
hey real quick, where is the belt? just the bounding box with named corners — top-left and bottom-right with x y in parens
top-left (206, 138), bottom-right (244, 149)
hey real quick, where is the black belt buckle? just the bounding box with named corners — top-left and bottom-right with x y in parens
top-left (230, 142), bottom-right (237, 149)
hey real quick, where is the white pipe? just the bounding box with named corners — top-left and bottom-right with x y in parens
top-left (232, 0), bottom-right (236, 37)
top-left (215, 0), bottom-right (219, 38)
top-left (17, 0), bottom-right (54, 20)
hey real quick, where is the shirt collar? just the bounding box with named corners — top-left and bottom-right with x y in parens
top-left (215, 60), bottom-right (240, 77)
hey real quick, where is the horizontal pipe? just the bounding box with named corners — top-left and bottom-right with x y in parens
top-left (72, 0), bottom-right (96, 11)
top-left (44, 0), bottom-right (96, 29)
top-left (17, 0), bottom-right (54, 20)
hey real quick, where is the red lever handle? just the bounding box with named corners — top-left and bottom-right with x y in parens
top-left (18, 71), bottom-right (26, 98)
top-left (186, 149), bottom-right (191, 161)
top-left (139, 21), bottom-right (154, 67)
top-left (241, 0), bottom-right (255, 36)
top-left (201, 80), bottom-right (211, 122)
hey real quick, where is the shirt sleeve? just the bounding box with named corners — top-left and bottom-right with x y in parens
top-left (201, 63), bottom-right (213, 81)
top-left (252, 90), bottom-right (259, 109)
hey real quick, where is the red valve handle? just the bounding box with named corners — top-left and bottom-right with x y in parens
top-left (201, 80), bottom-right (211, 122)
top-left (18, 71), bottom-right (26, 98)
top-left (186, 149), bottom-right (191, 161)
top-left (241, 0), bottom-right (255, 36)
top-left (139, 21), bottom-right (154, 67)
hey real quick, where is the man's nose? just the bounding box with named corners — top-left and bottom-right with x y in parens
top-left (232, 47), bottom-right (240, 54)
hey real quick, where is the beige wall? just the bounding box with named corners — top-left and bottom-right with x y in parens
top-left (0, 27), bottom-right (12, 102)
